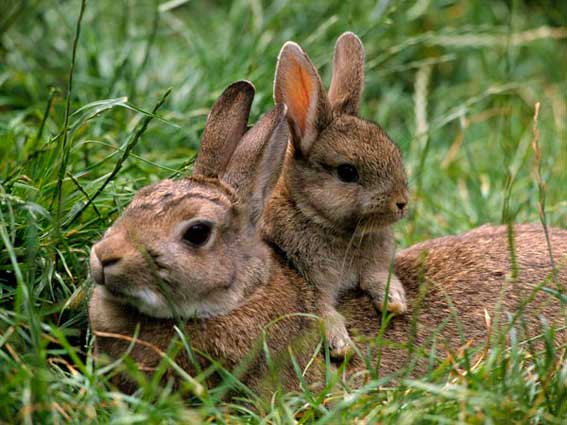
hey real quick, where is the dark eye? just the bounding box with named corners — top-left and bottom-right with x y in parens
top-left (182, 222), bottom-right (212, 247)
top-left (336, 164), bottom-right (359, 183)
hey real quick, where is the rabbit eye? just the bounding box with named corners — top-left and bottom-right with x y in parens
top-left (336, 164), bottom-right (359, 183)
top-left (182, 222), bottom-right (212, 247)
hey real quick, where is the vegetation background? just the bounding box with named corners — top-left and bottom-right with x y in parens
top-left (1, 0), bottom-right (566, 422)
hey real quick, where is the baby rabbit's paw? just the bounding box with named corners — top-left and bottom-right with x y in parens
top-left (323, 310), bottom-right (354, 359)
top-left (369, 275), bottom-right (407, 315)
top-left (384, 282), bottom-right (407, 314)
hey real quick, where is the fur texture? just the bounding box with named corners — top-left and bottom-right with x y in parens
top-left (89, 252), bottom-right (321, 396)
top-left (88, 80), bottom-right (567, 398)
top-left (89, 81), bottom-right (289, 322)
top-left (90, 223), bottom-right (567, 394)
top-left (262, 32), bottom-right (409, 357)
top-left (344, 223), bottom-right (567, 381)
top-left (88, 80), bottom-right (320, 396)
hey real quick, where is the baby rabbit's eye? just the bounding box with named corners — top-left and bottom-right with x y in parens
top-left (336, 164), bottom-right (359, 183)
top-left (183, 221), bottom-right (212, 247)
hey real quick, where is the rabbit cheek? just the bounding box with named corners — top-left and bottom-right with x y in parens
top-left (160, 246), bottom-right (236, 318)
top-left (304, 177), bottom-right (358, 225)
top-left (132, 288), bottom-right (170, 318)
top-left (90, 247), bottom-right (104, 286)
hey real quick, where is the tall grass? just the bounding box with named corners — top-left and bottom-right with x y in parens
top-left (1, 0), bottom-right (566, 422)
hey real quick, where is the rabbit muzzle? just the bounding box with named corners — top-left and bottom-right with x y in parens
top-left (91, 233), bottom-right (129, 285)
top-left (391, 190), bottom-right (409, 219)
top-left (90, 235), bottom-right (176, 317)
top-left (365, 189), bottom-right (408, 220)
top-left (90, 233), bottom-right (150, 297)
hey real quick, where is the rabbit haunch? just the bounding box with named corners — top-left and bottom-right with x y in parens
top-left (91, 222), bottom-right (567, 393)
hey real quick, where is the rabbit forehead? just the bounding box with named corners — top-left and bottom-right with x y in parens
top-left (120, 178), bottom-right (236, 227)
top-left (130, 178), bottom-right (232, 208)
top-left (311, 115), bottom-right (404, 172)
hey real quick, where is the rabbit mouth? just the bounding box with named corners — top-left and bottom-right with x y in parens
top-left (99, 284), bottom-right (134, 305)
top-left (355, 212), bottom-right (399, 233)
top-left (100, 283), bottom-right (175, 318)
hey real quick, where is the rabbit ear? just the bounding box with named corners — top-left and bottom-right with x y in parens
top-left (328, 32), bottom-right (365, 116)
top-left (192, 81), bottom-right (255, 178)
top-left (223, 103), bottom-right (289, 224)
top-left (274, 42), bottom-right (332, 155)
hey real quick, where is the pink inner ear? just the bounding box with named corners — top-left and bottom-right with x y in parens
top-left (286, 57), bottom-right (314, 136)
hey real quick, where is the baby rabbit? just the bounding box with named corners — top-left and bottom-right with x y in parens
top-left (261, 32), bottom-right (409, 357)
top-left (89, 81), bottom-right (322, 394)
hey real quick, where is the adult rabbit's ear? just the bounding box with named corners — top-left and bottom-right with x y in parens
top-left (328, 32), bottom-right (365, 116)
top-left (192, 81), bottom-right (255, 178)
top-left (274, 42), bottom-right (332, 156)
top-left (223, 103), bottom-right (289, 225)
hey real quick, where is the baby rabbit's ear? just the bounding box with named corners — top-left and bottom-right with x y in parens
top-left (224, 103), bottom-right (289, 224)
top-left (274, 42), bottom-right (332, 155)
top-left (193, 81), bottom-right (255, 178)
top-left (328, 32), bottom-right (365, 116)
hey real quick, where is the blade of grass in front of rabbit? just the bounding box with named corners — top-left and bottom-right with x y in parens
top-left (506, 267), bottom-right (567, 389)
top-left (171, 325), bottom-right (247, 405)
top-left (436, 290), bottom-right (473, 374)
top-left (146, 333), bottom-right (202, 399)
top-left (93, 326), bottom-right (143, 377)
top-left (369, 248), bottom-right (427, 377)
top-left (129, 234), bottom-right (188, 325)
top-left (190, 338), bottom-right (261, 403)
top-left (337, 217), bottom-right (364, 290)
top-left (531, 101), bottom-right (559, 288)
top-left (501, 223), bottom-right (558, 355)
top-left (106, 242), bottom-right (206, 397)
top-left (262, 312), bottom-right (326, 399)
top-left (138, 244), bottom-right (183, 319)
top-left (387, 250), bottom-right (432, 379)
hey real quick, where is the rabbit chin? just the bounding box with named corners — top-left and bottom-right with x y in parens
top-left (99, 285), bottom-right (241, 319)
top-left (355, 210), bottom-right (403, 232)
top-left (131, 288), bottom-right (173, 318)
top-left (98, 285), bottom-right (172, 318)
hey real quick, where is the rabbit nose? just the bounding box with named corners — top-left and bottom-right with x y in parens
top-left (90, 246), bottom-right (104, 285)
top-left (94, 240), bottom-right (123, 269)
top-left (90, 234), bottom-right (127, 285)
top-left (100, 256), bottom-right (121, 268)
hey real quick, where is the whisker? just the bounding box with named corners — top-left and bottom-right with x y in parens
top-left (336, 216), bottom-right (364, 289)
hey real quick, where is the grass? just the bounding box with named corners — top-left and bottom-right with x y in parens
top-left (1, 0), bottom-right (566, 422)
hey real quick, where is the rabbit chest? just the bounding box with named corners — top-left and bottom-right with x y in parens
top-left (295, 225), bottom-right (395, 299)
top-left (261, 188), bottom-right (396, 299)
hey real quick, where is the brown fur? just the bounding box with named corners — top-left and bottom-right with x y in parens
top-left (90, 223), bottom-right (567, 394)
top-left (328, 32), bottom-right (365, 115)
top-left (88, 81), bottom-right (566, 398)
top-left (89, 82), bottom-right (289, 322)
top-left (89, 252), bottom-right (321, 396)
top-left (88, 80), bottom-right (320, 396)
top-left (263, 32), bottom-right (409, 357)
top-left (344, 223), bottom-right (567, 381)
top-left (192, 81), bottom-right (255, 178)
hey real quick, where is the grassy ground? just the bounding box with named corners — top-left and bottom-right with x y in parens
top-left (1, 0), bottom-right (566, 422)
